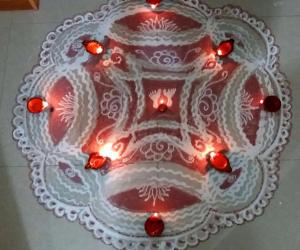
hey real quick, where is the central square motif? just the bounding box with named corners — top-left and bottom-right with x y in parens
top-left (140, 78), bottom-right (183, 123)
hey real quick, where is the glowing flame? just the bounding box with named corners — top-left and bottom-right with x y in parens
top-left (96, 46), bottom-right (103, 54)
top-left (150, 4), bottom-right (157, 9)
top-left (99, 143), bottom-right (119, 161)
top-left (259, 99), bottom-right (264, 104)
top-left (201, 145), bottom-right (215, 158)
top-left (217, 49), bottom-right (222, 56)
top-left (209, 151), bottom-right (217, 158)
top-left (83, 40), bottom-right (104, 55)
top-left (42, 101), bottom-right (49, 109)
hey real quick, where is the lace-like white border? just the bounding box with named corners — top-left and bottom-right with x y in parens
top-left (12, 0), bottom-right (292, 249)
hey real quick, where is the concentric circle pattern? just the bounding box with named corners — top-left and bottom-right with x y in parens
top-left (13, 1), bottom-right (291, 249)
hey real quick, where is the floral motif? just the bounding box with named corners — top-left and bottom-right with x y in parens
top-left (137, 16), bottom-right (181, 32)
top-left (197, 88), bottom-right (218, 124)
top-left (100, 89), bottom-right (122, 120)
top-left (137, 183), bottom-right (170, 206)
top-left (56, 92), bottom-right (75, 127)
top-left (150, 50), bottom-right (181, 65)
top-left (239, 89), bottom-right (257, 125)
top-left (202, 58), bottom-right (217, 70)
top-left (140, 141), bottom-right (175, 161)
top-left (102, 47), bottom-right (124, 67)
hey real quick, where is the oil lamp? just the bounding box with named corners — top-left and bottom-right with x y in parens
top-left (260, 96), bottom-right (281, 112)
top-left (216, 39), bottom-right (234, 58)
top-left (82, 40), bottom-right (105, 55)
top-left (144, 213), bottom-right (164, 237)
top-left (207, 151), bottom-right (232, 173)
top-left (157, 95), bottom-right (168, 112)
top-left (85, 153), bottom-right (109, 170)
top-left (27, 97), bottom-right (48, 113)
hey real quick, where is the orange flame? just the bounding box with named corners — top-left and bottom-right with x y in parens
top-left (99, 143), bottom-right (119, 161)
top-left (150, 4), bottom-right (157, 9)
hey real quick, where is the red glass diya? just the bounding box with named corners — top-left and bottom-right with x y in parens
top-left (144, 213), bottom-right (164, 237)
top-left (216, 39), bottom-right (234, 57)
top-left (83, 40), bottom-right (105, 56)
top-left (85, 153), bottom-right (108, 170)
top-left (262, 96), bottom-right (281, 112)
top-left (158, 97), bottom-right (168, 112)
top-left (207, 151), bottom-right (232, 173)
top-left (27, 97), bottom-right (48, 113)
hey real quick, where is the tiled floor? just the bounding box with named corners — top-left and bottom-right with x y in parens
top-left (0, 0), bottom-right (299, 249)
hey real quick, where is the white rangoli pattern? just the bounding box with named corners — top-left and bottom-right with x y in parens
top-left (137, 183), bottom-right (171, 206)
top-left (56, 92), bottom-right (75, 127)
top-left (239, 89), bottom-right (259, 125)
top-left (149, 88), bottom-right (176, 108)
top-left (12, 1), bottom-right (291, 250)
top-left (137, 16), bottom-right (181, 33)
top-left (71, 39), bottom-right (84, 52)
top-left (140, 140), bottom-right (175, 161)
top-left (100, 89), bottom-right (123, 120)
